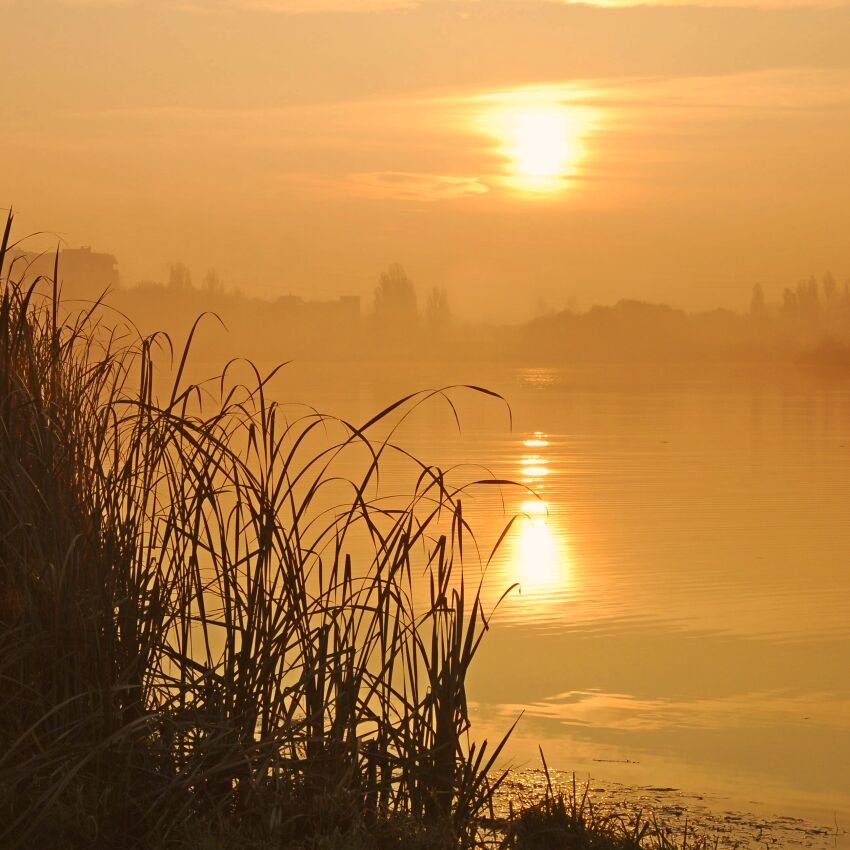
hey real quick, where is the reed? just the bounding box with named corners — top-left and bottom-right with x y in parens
top-left (0, 212), bottom-right (515, 849)
top-left (500, 764), bottom-right (718, 850)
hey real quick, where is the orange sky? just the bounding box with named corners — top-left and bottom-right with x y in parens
top-left (4, 0), bottom-right (850, 320)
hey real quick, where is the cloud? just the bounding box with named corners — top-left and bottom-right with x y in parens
top-left (13, 0), bottom-right (850, 15)
top-left (347, 171), bottom-right (489, 200)
top-left (281, 171), bottom-right (489, 201)
top-left (176, 0), bottom-right (423, 12)
top-left (22, 0), bottom-right (429, 9)
top-left (584, 0), bottom-right (846, 7)
top-left (45, 0), bottom-right (850, 12)
top-left (57, 0), bottom-right (137, 6)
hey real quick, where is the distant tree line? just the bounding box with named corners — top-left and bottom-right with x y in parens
top-left (40, 248), bottom-right (850, 367)
top-left (372, 263), bottom-right (451, 332)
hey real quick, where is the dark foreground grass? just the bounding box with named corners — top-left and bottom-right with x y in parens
top-left (498, 765), bottom-right (719, 850)
top-left (0, 212), bottom-right (521, 849)
top-left (0, 213), bottom-right (713, 850)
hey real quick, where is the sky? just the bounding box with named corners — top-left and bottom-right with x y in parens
top-left (3, 0), bottom-right (850, 321)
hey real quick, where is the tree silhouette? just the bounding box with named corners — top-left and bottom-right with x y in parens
top-left (202, 269), bottom-right (223, 294)
top-left (168, 262), bottom-right (193, 291)
top-left (749, 283), bottom-right (767, 319)
top-left (822, 272), bottom-right (837, 305)
top-left (374, 263), bottom-right (417, 326)
top-left (425, 286), bottom-right (450, 331)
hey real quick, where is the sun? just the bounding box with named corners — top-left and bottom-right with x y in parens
top-left (473, 88), bottom-right (595, 196)
top-left (508, 107), bottom-right (575, 188)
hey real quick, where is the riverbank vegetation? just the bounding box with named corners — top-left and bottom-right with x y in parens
top-left (500, 766), bottom-right (719, 850)
top-left (0, 212), bottom-right (521, 848)
top-left (0, 213), bottom-right (720, 849)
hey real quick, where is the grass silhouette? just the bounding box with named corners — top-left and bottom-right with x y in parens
top-left (0, 211), bottom-right (520, 849)
top-left (0, 212), bottom-right (719, 850)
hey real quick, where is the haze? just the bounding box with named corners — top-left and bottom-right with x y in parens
top-left (4, 0), bottom-right (850, 320)
top-left (5, 1), bottom-right (850, 842)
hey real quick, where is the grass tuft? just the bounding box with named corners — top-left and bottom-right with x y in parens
top-left (498, 757), bottom-right (718, 850)
top-left (0, 212), bottom-right (515, 849)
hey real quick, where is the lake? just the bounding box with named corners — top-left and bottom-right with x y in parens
top-left (262, 358), bottom-right (850, 842)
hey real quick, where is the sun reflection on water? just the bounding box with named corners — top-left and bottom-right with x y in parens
top-left (520, 454), bottom-right (551, 483)
top-left (513, 499), bottom-right (569, 601)
top-left (523, 433), bottom-right (550, 449)
top-left (508, 438), bottom-right (571, 605)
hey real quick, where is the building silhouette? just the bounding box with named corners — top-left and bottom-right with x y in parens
top-left (8, 246), bottom-right (119, 302)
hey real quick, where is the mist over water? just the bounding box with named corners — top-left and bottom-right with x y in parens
top-left (11, 244), bottom-right (850, 832)
top-left (267, 358), bottom-right (850, 831)
top-left (6, 0), bottom-right (850, 843)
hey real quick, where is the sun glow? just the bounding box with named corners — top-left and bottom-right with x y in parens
top-left (476, 90), bottom-right (595, 195)
top-left (509, 108), bottom-right (574, 187)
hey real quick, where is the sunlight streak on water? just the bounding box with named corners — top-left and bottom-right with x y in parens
top-left (523, 432), bottom-right (550, 448)
top-left (513, 510), bottom-right (569, 601)
top-left (507, 447), bottom-right (571, 606)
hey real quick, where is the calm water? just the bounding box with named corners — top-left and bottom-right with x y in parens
top-left (268, 359), bottom-right (850, 838)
